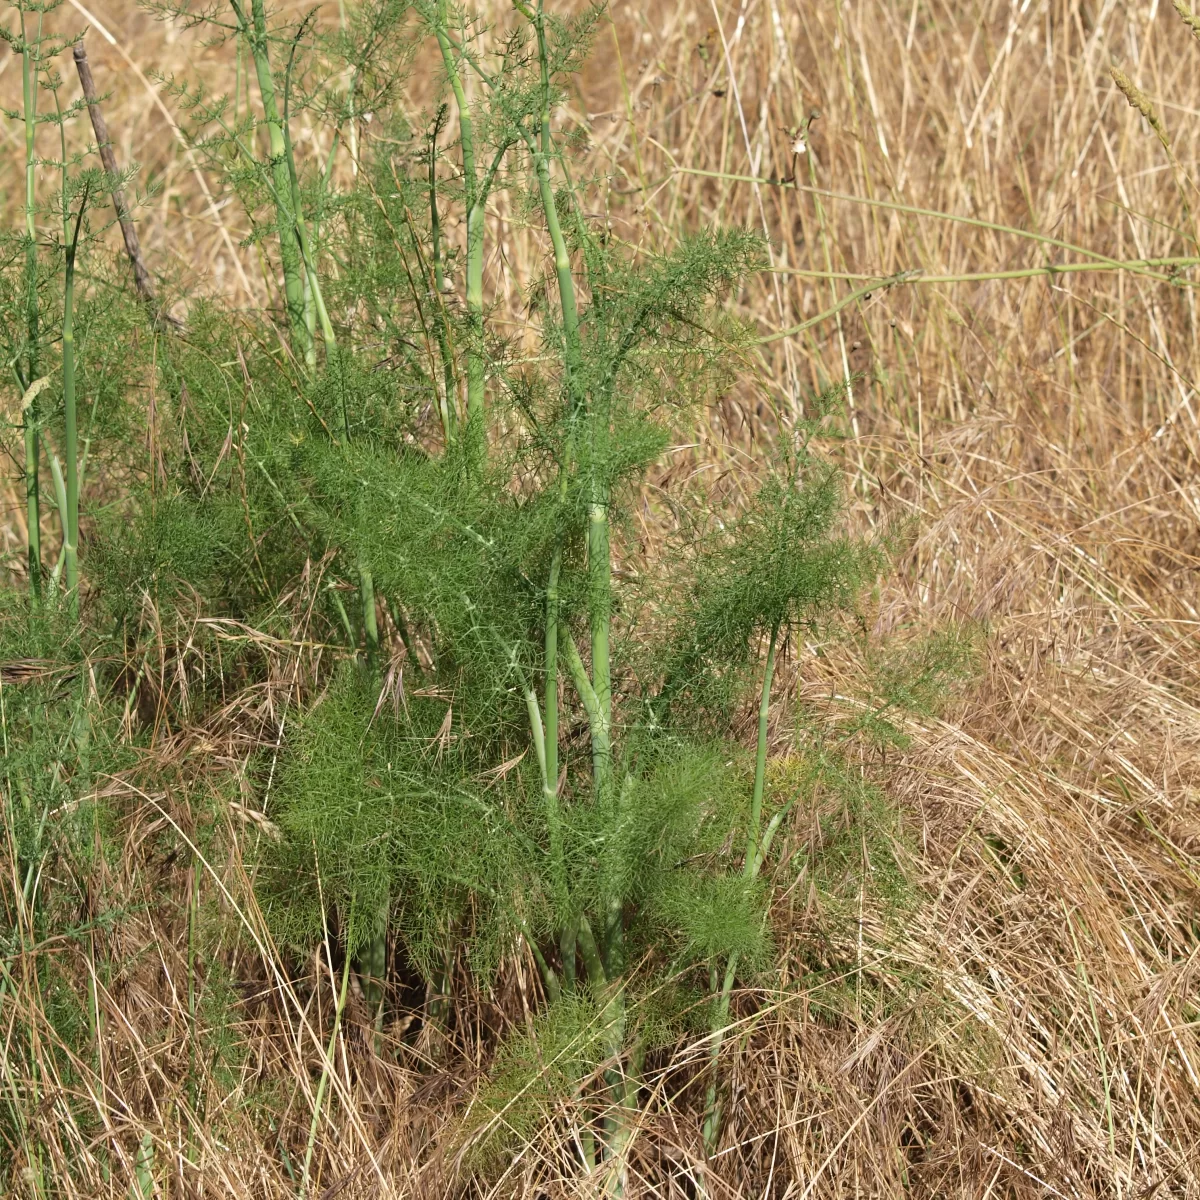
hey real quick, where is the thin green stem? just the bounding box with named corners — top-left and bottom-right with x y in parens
top-left (672, 166), bottom-right (1184, 278)
top-left (359, 566), bottom-right (379, 670)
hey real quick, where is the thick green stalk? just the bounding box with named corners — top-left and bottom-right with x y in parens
top-left (295, 219), bottom-right (336, 357)
top-left (603, 1029), bottom-right (643, 1199)
top-left (282, 40), bottom-right (336, 362)
top-left (701, 952), bottom-right (738, 1154)
top-left (359, 895), bottom-right (387, 1044)
top-left (21, 22), bottom-right (40, 602)
top-left (524, 0), bottom-right (602, 808)
top-left (524, 8), bottom-right (627, 1169)
top-left (526, 0), bottom-right (597, 778)
top-left (587, 499), bottom-right (612, 758)
top-left (526, 137), bottom-right (583, 399)
top-left (702, 621), bottom-right (780, 1153)
top-left (428, 112), bottom-right (457, 443)
top-left (232, 0), bottom-right (310, 361)
top-left (302, 275), bottom-right (317, 370)
top-left (562, 629), bottom-right (610, 795)
top-left (543, 553), bottom-right (565, 892)
top-left (559, 915), bottom-right (577, 993)
top-left (529, 41), bottom-right (590, 966)
top-left (576, 915), bottom-right (607, 989)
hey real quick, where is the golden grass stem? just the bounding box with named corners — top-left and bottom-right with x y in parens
top-left (300, 945), bottom-right (352, 1199)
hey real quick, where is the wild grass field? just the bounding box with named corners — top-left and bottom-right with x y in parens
top-left (2, 0), bottom-right (1200, 1196)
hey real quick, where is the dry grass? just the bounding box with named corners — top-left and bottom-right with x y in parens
top-left (4, 0), bottom-right (1200, 1195)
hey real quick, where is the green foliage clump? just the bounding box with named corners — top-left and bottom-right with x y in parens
top-left (264, 662), bottom-right (532, 978)
top-left (670, 459), bottom-right (878, 673)
top-left (0, 0), bottom-right (953, 1181)
top-left (844, 624), bottom-right (981, 747)
top-left (463, 988), bottom-right (608, 1169)
top-left (90, 492), bottom-right (247, 619)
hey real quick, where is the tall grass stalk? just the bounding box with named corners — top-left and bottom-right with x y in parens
top-left (20, 6), bottom-right (42, 602)
top-left (300, 944), bottom-right (352, 1199)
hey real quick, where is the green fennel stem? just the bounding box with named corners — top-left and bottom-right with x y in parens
top-left (282, 34), bottom-right (336, 361)
top-left (542, 554), bottom-right (567, 906)
top-left (562, 629), bottom-right (611, 795)
top-left (233, 0), bottom-right (310, 361)
top-left (587, 499), bottom-right (612, 762)
top-left (356, 566), bottom-right (385, 1034)
top-left (525, 6), bottom-right (629, 1168)
top-left (524, 6), bottom-right (590, 979)
top-left (518, 33), bottom-right (595, 987)
top-left (427, 113), bottom-right (457, 443)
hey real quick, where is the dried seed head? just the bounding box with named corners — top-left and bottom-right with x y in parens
top-left (1173, 0), bottom-right (1200, 37)
top-left (1109, 65), bottom-right (1171, 149)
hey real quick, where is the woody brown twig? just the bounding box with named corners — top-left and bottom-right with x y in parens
top-left (73, 41), bottom-right (177, 323)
